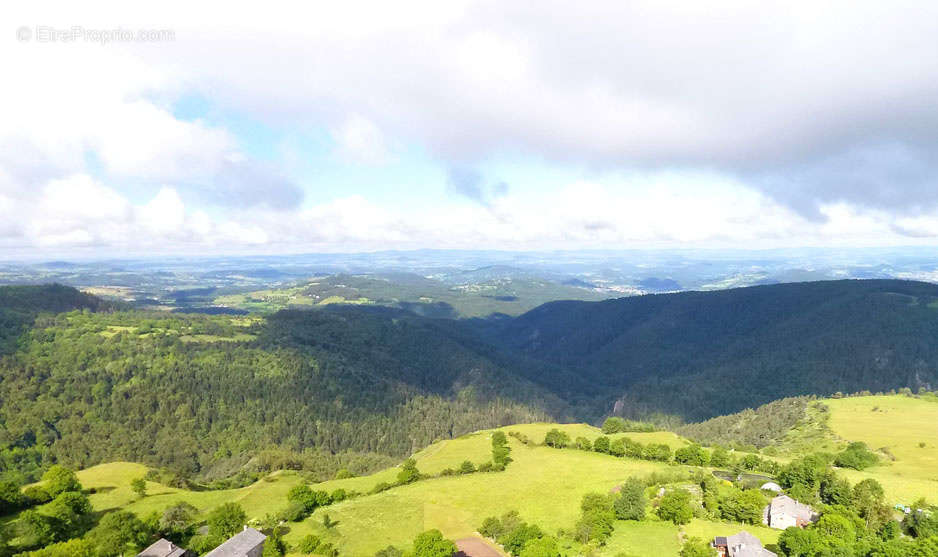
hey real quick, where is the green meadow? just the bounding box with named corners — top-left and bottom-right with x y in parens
top-left (823, 394), bottom-right (938, 505)
top-left (11, 396), bottom-right (938, 555)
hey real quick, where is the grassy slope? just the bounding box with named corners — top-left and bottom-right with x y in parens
top-left (28, 396), bottom-right (938, 555)
top-left (61, 424), bottom-right (715, 556)
top-left (822, 394), bottom-right (938, 505)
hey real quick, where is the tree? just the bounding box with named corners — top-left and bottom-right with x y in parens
top-left (778, 527), bottom-right (822, 557)
top-left (207, 502), bottom-right (247, 539)
top-left (657, 489), bottom-right (694, 525)
top-left (720, 489), bottom-right (765, 525)
top-left (90, 510), bottom-right (150, 557)
top-left (42, 466), bottom-right (81, 498)
top-left (397, 458), bottom-right (421, 485)
top-left (458, 460), bottom-right (476, 474)
top-left (261, 530), bottom-right (287, 557)
top-left (45, 491), bottom-right (94, 540)
top-left (574, 437), bottom-right (592, 451)
top-left (159, 502), bottom-right (198, 541)
top-left (575, 509), bottom-right (614, 544)
top-left (543, 429), bottom-right (570, 448)
top-left (853, 478), bottom-right (888, 529)
top-left (18, 509), bottom-right (57, 547)
top-left (819, 473), bottom-right (852, 506)
top-left (593, 436), bottom-right (610, 454)
top-left (492, 431), bottom-right (512, 467)
top-left (502, 523), bottom-right (543, 556)
top-left (0, 480), bottom-right (24, 515)
top-left (709, 446), bottom-right (731, 468)
top-left (609, 438), bottom-right (626, 457)
top-left (644, 443), bottom-right (672, 462)
top-left (674, 445), bottom-right (710, 466)
top-left (520, 536), bottom-right (561, 557)
top-left (130, 477), bottom-right (147, 498)
top-left (602, 417), bottom-right (626, 433)
top-left (680, 537), bottom-right (715, 557)
top-left (411, 529), bottom-right (457, 557)
top-left (614, 477), bottom-right (646, 520)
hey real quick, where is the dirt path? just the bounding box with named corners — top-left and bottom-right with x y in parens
top-left (454, 537), bottom-right (504, 557)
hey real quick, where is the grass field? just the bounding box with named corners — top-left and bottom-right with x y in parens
top-left (822, 394), bottom-right (938, 505)
top-left (16, 396), bottom-right (938, 556)
top-left (40, 424), bottom-right (738, 556)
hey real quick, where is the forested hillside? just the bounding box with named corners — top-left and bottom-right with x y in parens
top-left (4, 280), bottom-right (938, 487)
top-left (0, 288), bottom-right (559, 484)
top-left (486, 280), bottom-right (938, 420)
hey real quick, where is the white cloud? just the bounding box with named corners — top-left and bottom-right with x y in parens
top-left (332, 115), bottom-right (392, 165)
top-left (4, 0), bottom-right (938, 255)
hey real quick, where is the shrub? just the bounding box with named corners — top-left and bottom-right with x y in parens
top-left (543, 429), bottom-right (570, 448)
top-left (593, 436), bottom-right (610, 453)
top-left (834, 442), bottom-right (879, 470)
top-left (458, 460), bottom-right (476, 474)
top-left (296, 534), bottom-right (321, 554)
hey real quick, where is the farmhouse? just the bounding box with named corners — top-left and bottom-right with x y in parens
top-left (762, 494), bottom-right (819, 529)
top-left (136, 538), bottom-right (193, 557)
top-left (203, 527), bottom-right (267, 557)
top-left (712, 531), bottom-right (777, 557)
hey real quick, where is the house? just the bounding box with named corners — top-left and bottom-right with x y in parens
top-left (204, 527), bottom-right (267, 557)
top-left (763, 494), bottom-right (819, 529)
top-left (136, 538), bottom-right (193, 557)
top-left (713, 531), bottom-right (777, 557)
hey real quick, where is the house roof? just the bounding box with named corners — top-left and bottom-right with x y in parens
top-left (770, 494), bottom-right (816, 520)
top-left (204, 528), bottom-right (267, 557)
top-left (726, 531), bottom-right (777, 557)
top-left (136, 538), bottom-right (189, 557)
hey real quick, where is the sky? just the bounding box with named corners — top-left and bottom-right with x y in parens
top-left (2, 1), bottom-right (938, 257)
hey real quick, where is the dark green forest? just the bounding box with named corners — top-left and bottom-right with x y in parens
top-left (3, 280), bottom-right (938, 485)
top-left (488, 279), bottom-right (938, 420)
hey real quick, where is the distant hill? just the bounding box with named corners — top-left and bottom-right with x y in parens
top-left (488, 280), bottom-right (938, 420)
top-left (0, 283), bottom-right (110, 353)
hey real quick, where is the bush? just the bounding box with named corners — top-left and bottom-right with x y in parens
top-left (593, 436), bottom-right (610, 453)
top-left (458, 461), bottom-right (476, 474)
top-left (296, 534), bottom-right (321, 554)
top-left (674, 445), bottom-right (710, 466)
top-left (834, 442), bottom-right (879, 470)
top-left (543, 429), bottom-right (570, 448)
top-left (602, 417), bottom-right (627, 433)
top-left (480, 516), bottom-right (503, 539)
top-left (397, 458), bottom-right (421, 485)
top-left (574, 437), bottom-right (592, 451)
